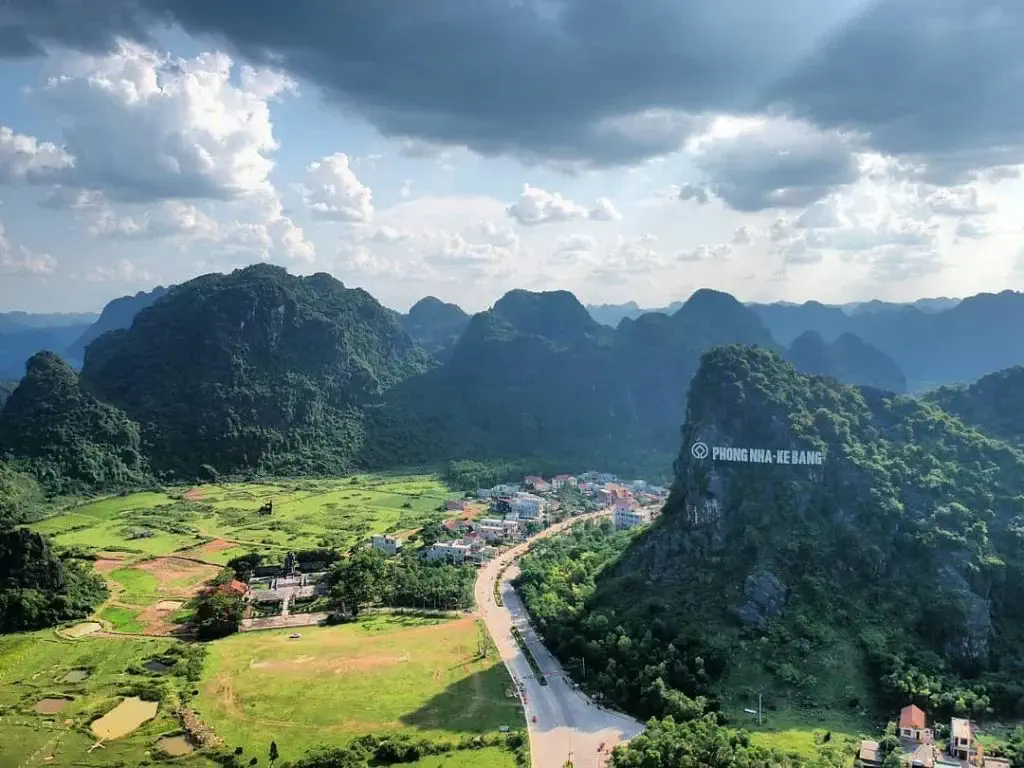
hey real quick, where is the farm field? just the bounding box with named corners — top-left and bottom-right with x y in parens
top-left (195, 613), bottom-right (524, 764)
top-left (0, 630), bottom-right (214, 767)
top-left (30, 473), bottom-right (461, 563)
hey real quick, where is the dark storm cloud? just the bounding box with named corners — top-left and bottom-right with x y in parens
top-left (2, 0), bottom-right (1023, 184)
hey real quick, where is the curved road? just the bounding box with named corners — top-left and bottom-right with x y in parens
top-left (474, 512), bottom-right (644, 768)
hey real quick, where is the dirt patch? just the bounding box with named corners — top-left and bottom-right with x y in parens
top-left (90, 697), bottom-right (158, 740)
top-left (195, 538), bottom-right (236, 555)
top-left (63, 669), bottom-right (90, 683)
top-left (135, 557), bottom-right (218, 597)
top-left (35, 698), bottom-right (71, 714)
top-left (184, 488), bottom-right (206, 502)
top-left (157, 735), bottom-right (195, 756)
top-left (155, 600), bottom-right (183, 611)
top-left (63, 622), bottom-right (101, 638)
top-left (93, 559), bottom-right (124, 574)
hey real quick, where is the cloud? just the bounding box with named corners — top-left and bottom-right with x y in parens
top-left (550, 233), bottom-right (597, 264)
top-left (5, 0), bottom-right (1024, 183)
top-left (731, 225), bottom-right (754, 245)
top-left (507, 184), bottom-right (621, 226)
top-left (677, 243), bottom-right (733, 262)
top-left (592, 233), bottom-right (665, 277)
top-left (684, 115), bottom-right (861, 211)
top-left (336, 244), bottom-right (406, 278)
top-left (89, 201), bottom-right (220, 240)
top-left (86, 258), bottom-right (152, 283)
top-left (0, 126), bottom-right (74, 183)
top-left (298, 152), bottom-right (374, 222)
top-left (38, 185), bottom-right (105, 210)
top-left (677, 183), bottom-right (712, 205)
top-left (0, 222), bottom-right (57, 275)
top-left (28, 40), bottom-right (291, 202)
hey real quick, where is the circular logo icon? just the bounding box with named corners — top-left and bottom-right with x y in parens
top-left (691, 441), bottom-right (709, 460)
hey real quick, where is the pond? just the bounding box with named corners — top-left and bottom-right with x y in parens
top-left (157, 735), bottom-right (195, 756)
top-left (62, 669), bottom-right (90, 683)
top-left (144, 660), bottom-right (171, 674)
top-left (90, 697), bottom-right (159, 740)
top-left (34, 698), bottom-right (72, 714)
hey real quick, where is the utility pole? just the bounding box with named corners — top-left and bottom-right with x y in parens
top-left (582, 656), bottom-right (586, 678)
top-left (758, 692), bottom-right (763, 726)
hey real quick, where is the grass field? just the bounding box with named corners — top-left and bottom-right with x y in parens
top-left (0, 631), bottom-right (214, 767)
top-left (730, 705), bottom-right (871, 760)
top-left (195, 613), bottom-right (523, 764)
top-left (30, 473), bottom-right (462, 562)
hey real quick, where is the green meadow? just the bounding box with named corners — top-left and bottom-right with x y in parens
top-left (0, 631), bottom-right (214, 767)
top-left (29, 473), bottom-right (464, 564)
top-left (195, 614), bottom-right (523, 764)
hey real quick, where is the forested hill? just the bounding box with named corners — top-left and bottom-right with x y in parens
top-left (925, 366), bottom-right (1024, 447)
top-left (78, 265), bottom-right (434, 478)
top-left (583, 346), bottom-right (1024, 718)
top-left (787, 330), bottom-right (907, 393)
top-left (65, 285), bottom-right (170, 366)
top-left (0, 352), bottom-right (149, 494)
top-left (398, 296), bottom-right (469, 361)
top-left (363, 288), bottom-right (777, 478)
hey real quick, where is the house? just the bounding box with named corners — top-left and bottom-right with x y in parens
top-left (425, 542), bottom-right (470, 564)
top-left (219, 580), bottom-right (248, 597)
top-left (499, 519), bottom-right (523, 540)
top-left (858, 740), bottom-right (882, 768)
top-left (523, 475), bottom-right (545, 488)
top-left (552, 474), bottom-right (577, 489)
top-left (950, 718), bottom-right (982, 765)
top-left (615, 504), bottom-right (651, 530)
top-left (476, 488), bottom-right (493, 499)
top-left (899, 705), bottom-right (934, 744)
top-left (372, 534), bottom-right (402, 556)
top-left (477, 525), bottom-right (505, 542)
top-left (511, 492), bottom-right (545, 519)
top-left (446, 499), bottom-right (468, 512)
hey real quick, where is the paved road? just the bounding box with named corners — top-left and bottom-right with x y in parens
top-left (475, 513), bottom-right (644, 768)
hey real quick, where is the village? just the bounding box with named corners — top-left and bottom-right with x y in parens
top-left (233, 471), bottom-right (666, 627)
top-left (858, 705), bottom-right (1011, 768)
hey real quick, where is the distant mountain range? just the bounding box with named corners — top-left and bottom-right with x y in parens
top-left (1, 268), bottom-right (1022, 492)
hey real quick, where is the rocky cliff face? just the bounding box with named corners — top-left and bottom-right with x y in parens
top-left (594, 345), bottom-right (1024, 712)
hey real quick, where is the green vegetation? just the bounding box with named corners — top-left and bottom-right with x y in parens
top-left (28, 474), bottom-right (461, 560)
top-left (195, 615), bottom-right (523, 764)
top-left (282, 733), bottom-right (524, 768)
top-left (926, 365), bottom-right (1024, 446)
top-left (788, 331), bottom-right (907, 393)
top-left (80, 264), bottom-right (434, 478)
top-left (608, 715), bottom-right (849, 768)
top-left (519, 346), bottom-right (1024, 741)
top-left (0, 631), bottom-right (210, 767)
top-left (509, 626), bottom-right (546, 686)
top-left (0, 528), bottom-right (108, 633)
top-left (99, 605), bottom-right (146, 633)
top-left (0, 351), bottom-right (150, 494)
top-left (328, 548), bottom-right (476, 617)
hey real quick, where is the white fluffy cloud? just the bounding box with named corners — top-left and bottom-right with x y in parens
top-left (32, 40), bottom-right (292, 202)
top-left (0, 222), bottom-right (57, 276)
top-left (677, 243), bottom-right (733, 262)
top-left (298, 153), bottom-right (374, 222)
top-left (0, 126), bottom-right (74, 183)
top-left (551, 233), bottom-right (597, 264)
top-left (592, 234), bottom-right (664, 277)
top-left (507, 184), bottom-right (621, 226)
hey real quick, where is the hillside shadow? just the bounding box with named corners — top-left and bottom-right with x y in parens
top-left (400, 664), bottom-right (523, 734)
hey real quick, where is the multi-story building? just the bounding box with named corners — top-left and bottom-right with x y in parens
top-left (371, 534), bottom-right (402, 556)
top-left (615, 504), bottom-right (651, 530)
top-left (425, 542), bottom-right (470, 564)
top-left (511, 492), bottom-right (545, 519)
top-left (552, 474), bottom-right (578, 490)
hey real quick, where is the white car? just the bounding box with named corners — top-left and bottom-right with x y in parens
top-left (289, 633), bottom-right (302, 639)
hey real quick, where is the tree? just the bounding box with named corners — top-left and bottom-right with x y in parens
top-left (329, 549), bottom-right (387, 617)
top-left (269, 740), bottom-right (279, 765)
top-left (194, 590), bottom-right (245, 640)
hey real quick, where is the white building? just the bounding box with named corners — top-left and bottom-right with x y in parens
top-left (477, 518), bottom-right (506, 529)
top-left (478, 525), bottom-right (506, 542)
top-left (500, 519), bottom-right (523, 540)
top-left (615, 505), bottom-right (651, 530)
top-left (511, 492), bottom-right (545, 519)
top-left (425, 542), bottom-right (470, 564)
top-left (372, 534), bottom-right (402, 556)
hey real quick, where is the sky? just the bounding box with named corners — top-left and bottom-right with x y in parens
top-left (2, 1), bottom-right (1024, 314)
